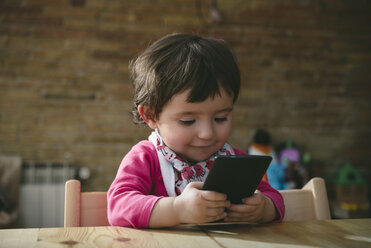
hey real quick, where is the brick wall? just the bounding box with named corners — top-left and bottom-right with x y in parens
top-left (1, 0), bottom-right (370, 191)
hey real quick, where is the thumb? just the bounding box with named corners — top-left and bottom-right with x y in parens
top-left (243, 193), bottom-right (263, 205)
top-left (186, 181), bottom-right (204, 189)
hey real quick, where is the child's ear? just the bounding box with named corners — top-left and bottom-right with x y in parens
top-left (138, 105), bottom-right (157, 129)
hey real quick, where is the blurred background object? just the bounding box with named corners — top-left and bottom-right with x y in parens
top-left (16, 160), bottom-right (75, 228)
top-left (1, 0), bottom-right (370, 226)
top-left (331, 163), bottom-right (369, 219)
top-left (248, 128), bottom-right (279, 186)
top-left (0, 155), bottom-right (21, 228)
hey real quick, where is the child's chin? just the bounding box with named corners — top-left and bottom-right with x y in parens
top-left (188, 154), bottom-right (214, 163)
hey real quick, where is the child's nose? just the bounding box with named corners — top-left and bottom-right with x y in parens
top-left (197, 121), bottom-right (214, 140)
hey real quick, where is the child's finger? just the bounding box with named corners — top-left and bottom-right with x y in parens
top-left (226, 208), bottom-right (253, 218)
top-left (201, 190), bottom-right (228, 201)
top-left (242, 193), bottom-right (263, 205)
top-left (206, 199), bottom-right (230, 208)
top-left (225, 208), bottom-right (261, 222)
top-left (227, 203), bottom-right (255, 213)
top-left (206, 206), bottom-right (227, 217)
top-left (206, 212), bottom-right (227, 223)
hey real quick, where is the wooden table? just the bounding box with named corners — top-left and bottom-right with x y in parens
top-left (1, 219), bottom-right (370, 248)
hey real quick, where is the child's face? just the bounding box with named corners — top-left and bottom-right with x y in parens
top-left (147, 88), bottom-right (234, 162)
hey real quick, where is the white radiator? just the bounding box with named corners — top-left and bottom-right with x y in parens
top-left (18, 162), bottom-right (75, 228)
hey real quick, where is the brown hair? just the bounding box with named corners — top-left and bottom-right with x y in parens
top-left (130, 33), bottom-right (241, 125)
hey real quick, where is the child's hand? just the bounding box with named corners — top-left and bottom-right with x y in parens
top-left (173, 182), bottom-right (230, 224)
top-left (224, 191), bottom-right (277, 223)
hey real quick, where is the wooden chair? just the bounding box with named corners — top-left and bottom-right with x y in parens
top-left (64, 177), bottom-right (330, 227)
top-left (64, 179), bottom-right (109, 227)
top-left (279, 177), bottom-right (331, 221)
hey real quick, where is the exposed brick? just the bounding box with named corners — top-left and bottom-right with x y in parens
top-left (0, 2), bottom-right (43, 14)
top-left (0, 0), bottom-right (370, 192)
top-left (3, 16), bottom-right (63, 27)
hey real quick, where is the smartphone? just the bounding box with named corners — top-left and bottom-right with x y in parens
top-left (202, 155), bottom-right (272, 204)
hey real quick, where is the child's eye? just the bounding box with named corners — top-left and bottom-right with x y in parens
top-left (179, 119), bottom-right (195, 126)
top-left (214, 117), bottom-right (227, 123)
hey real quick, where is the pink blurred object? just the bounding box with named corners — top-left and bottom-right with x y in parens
top-left (279, 148), bottom-right (300, 164)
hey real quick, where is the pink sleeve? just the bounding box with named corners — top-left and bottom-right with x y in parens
top-left (233, 148), bottom-right (285, 222)
top-left (107, 141), bottom-right (164, 228)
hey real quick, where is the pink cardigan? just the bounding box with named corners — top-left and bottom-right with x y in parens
top-left (107, 140), bottom-right (285, 228)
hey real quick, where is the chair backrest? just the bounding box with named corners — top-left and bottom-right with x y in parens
top-left (279, 177), bottom-right (331, 221)
top-left (64, 179), bottom-right (109, 227)
top-left (65, 177), bottom-right (331, 226)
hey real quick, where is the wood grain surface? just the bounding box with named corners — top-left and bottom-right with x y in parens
top-left (1, 219), bottom-right (370, 248)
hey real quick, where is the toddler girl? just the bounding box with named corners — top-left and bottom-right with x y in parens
top-left (107, 33), bottom-right (285, 228)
